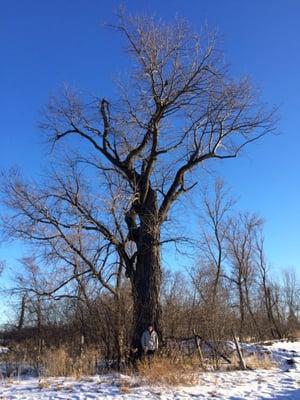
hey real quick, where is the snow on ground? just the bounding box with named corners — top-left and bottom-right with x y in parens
top-left (0, 341), bottom-right (299, 399)
top-left (0, 345), bottom-right (9, 354)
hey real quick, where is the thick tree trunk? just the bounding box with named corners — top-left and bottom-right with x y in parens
top-left (131, 228), bottom-right (162, 352)
top-left (130, 190), bottom-right (162, 354)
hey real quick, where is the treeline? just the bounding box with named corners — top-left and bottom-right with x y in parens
top-left (2, 183), bottom-right (299, 366)
top-left (1, 266), bottom-right (299, 365)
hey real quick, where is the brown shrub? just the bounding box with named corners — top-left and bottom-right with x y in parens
top-left (120, 385), bottom-right (130, 394)
top-left (246, 353), bottom-right (277, 370)
top-left (38, 379), bottom-right (50, 389)
top-left (136, 355), bottom-right (202, 386)
top-left (41, 346), bottom-right (101, 377)
top-left (292, 329), bottom-right (300, 340)
top-left (230, 352), bottom-right (277, 370)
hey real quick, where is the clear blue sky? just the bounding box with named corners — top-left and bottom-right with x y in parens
top-left (0, 0), bottom-right (299, 296)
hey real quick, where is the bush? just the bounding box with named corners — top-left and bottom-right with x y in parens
top-left (136, 355), bottom-right (202, 386)
top-left (41, 346), bottom-right (101, 377)
top-left (246, 354), bottom-right (277, 370)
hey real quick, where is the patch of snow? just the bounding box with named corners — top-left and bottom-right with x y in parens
top-left (0, 341), bottom-right (299, 399)
top-left (0, 345), bottom-right (10, 354)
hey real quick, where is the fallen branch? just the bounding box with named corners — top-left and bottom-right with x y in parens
top-left (233, 332), bottom-right (247, 370)
top-left (194, 334), bottom-right (232, 364)
top-left (193, 329), bottom-right (204, 368)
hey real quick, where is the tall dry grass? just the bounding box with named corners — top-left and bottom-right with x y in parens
top-left (41, 346), bottom-right (101, 377)
top-left (292, 329), bottom-right (300, 340)
top-left (0, 342), bottom-right (102, 378)
top-left (230, 352), bottom-right (277, 370)
top-left (246, 353), bottom-right (277, 370)
top-left (136, 354), bottom-right (203, 386)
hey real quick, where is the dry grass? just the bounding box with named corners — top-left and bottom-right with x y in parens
top-left (38, 379), bottom-right (50, 389)
top-left (246, 353), bottom-right (277, 370)
top-left (120, 385), bottom-right (130, 394)
top-left (41, 346), bottom-right (101, 378)
top-left (228, 351), bottom-right (277, 371)
top-left (230, 352), bottom-right (277, 370)
top-left (136, 355), bottom-right (202, 386)
top-left (0, 340), bottom-right (102, 378)
top-left (292, 329), bottom-right (300, 340)
top-left (54, 383), bottom-right (63, 391)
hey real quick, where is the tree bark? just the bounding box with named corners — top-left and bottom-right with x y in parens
top-left (113, 293), bottom-right (125, 369)
top-left (17, 295), bottom-right (26, 333)
top-left (265, 287), bottom-right (282, 339)
top-left (130, 190), bottom-right (162, 353)
top-left (238, 278), bottom-right (245, 340)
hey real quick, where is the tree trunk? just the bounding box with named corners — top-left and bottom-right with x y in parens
top-left (244, 281), bottom-right (262, 339)
top-left (130, 190), bottom-right (162, 354)
top-left (131, 229), bottom-right (162, 352)
top-left (265, 287), bottom-right (282, 339)
top-left (114, 293), bottom-right (124, 369)
top-left (17, 295), bottom-right (26, 333)
top-left (238, 279), bottom-right (245, 340)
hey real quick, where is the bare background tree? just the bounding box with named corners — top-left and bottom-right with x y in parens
top-left (1, 180), bottom-right (299, 370)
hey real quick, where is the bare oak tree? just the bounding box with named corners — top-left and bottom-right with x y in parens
top-left (1, 12), bottom-right (275, 350)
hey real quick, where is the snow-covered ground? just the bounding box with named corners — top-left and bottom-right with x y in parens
top-left (0, 345), bottom-right (9, 353)
top-left (0, 341), bottom-right (299, 399)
